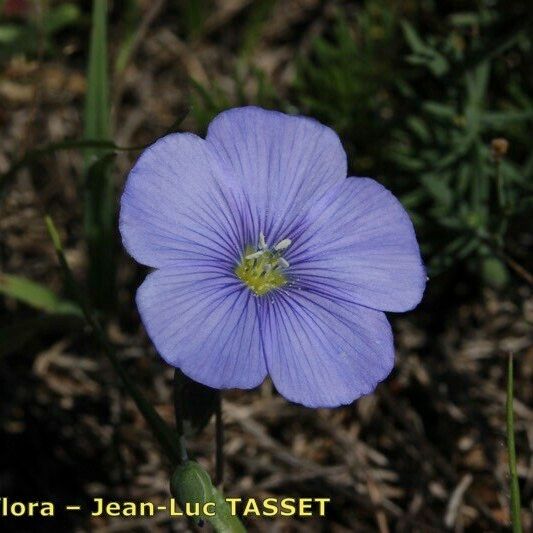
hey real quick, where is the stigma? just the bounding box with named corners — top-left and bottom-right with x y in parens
top-left (235, 232), bottom-right (291, 296)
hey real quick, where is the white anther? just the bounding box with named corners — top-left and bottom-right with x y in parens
top-left (278, 257), bottom-right (289, 269)
top-left (263, 264), bottom-right (273, 273)
top-left (274, 238), bottom-right (292, 251)
top-left (259, 232), bottom-right (267, 250)
top-left (246, 250), bottom-right (265, 260)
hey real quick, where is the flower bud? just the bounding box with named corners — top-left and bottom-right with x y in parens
top-left (170, 461), bottom-right (214, 508)
top-left (491, 138), bottom-right (509, 161)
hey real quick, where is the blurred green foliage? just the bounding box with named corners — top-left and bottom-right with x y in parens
top-left (0, 1), bottom-right (80, 60)
top-left (191, 65), bottom-right (278, 132)
top-left (387, 9), bottom-right (533, 284)
top-left (0, 273), bottom-right (80, 316)
top-left (294, 0), bottom-right (399, 170)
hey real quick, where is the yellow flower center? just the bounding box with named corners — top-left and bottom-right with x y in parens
top-left (235, 234), bottom-right (291, 296)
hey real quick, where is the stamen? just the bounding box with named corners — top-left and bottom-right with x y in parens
top-left (246, 250), bottom-right (265, 260)
top-left (274, 238), bottom-right (292, 251)
top-left (259, 232), bottom-right (267, 250)
top-left (278, 257), bottom-right (289, 269)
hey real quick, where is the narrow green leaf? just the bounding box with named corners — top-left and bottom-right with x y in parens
top-left (465, 63), bottom-right (490, 137)
top-left (0, 273), bottom-right (81, 316)
top-left (401, 21), bottom-right (430, 55)
top-left (422, 101), bottom-right (456, 120)
top-left (406, 117), bottom-right (430, 141)
top-left (84, 0), bottom-right (110, 159)
top-left (84, 153), bottom-right (117, 310)
top-left (421, 174), bottom-right (453, 206)
top-left (83, 0), bottom-right (115, 312)
top-left (114, 0), bottom-right (141, 75)
top-left (401, 21), bottom-right (448, 76)
top-left (481, 110), bottom-right (533, 126)
top-left (448, 12), bottom-right (483, 27)
top-left (0, 24), bottom-right (23, 44)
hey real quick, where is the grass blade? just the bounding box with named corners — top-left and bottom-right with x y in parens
top-left (84, 0), bottom-right (115, 312)
top-left (0, 273), bottom-right (81, 316)
top-left (84, 0), bottom-right (109, 159)
top-left (506, 353), bottom-right (523, 533)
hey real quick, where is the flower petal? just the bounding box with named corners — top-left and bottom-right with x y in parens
top-left (288, 177), bottom-right (426, 312)
top-left (260, 291), bottom-right (394, 407)
top-left (136, 267), bottom-right (266, 389)
top-left (120, 133), bottom-right (252, 269)
top-left (206, 106), bottom-right (347, 244)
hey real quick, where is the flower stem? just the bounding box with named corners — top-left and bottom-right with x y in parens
top-left (495, 160), bottom-right (505, 212)
top-left (506, 353), bottom-right (523, 533)
top-left (215, 392), bottom-right (224, 485)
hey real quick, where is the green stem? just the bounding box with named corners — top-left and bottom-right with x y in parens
top-left (495, 160), bottom-right (505, 211)
top-left (506, 354), bottom-right (522, 533)
top-left (215, 392), bottom-right (224, 485)
top-left (494, 159), bottom-right (509, 246)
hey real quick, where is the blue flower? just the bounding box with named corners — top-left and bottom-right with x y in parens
top-left (120, 107), bottom-right (426, 407)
